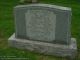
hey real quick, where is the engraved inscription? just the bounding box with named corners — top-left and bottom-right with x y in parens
top-left (25, 9), bottom-right (56, 42)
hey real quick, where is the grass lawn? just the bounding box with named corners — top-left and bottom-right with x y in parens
top-left (0, 0), bottom-right (80, 60)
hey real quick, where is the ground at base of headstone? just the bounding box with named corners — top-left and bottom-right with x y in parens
top-left (8, 33), bottom-right (77, 59)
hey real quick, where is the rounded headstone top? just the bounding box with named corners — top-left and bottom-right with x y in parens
top-left (15, 4), bottom-right (71, 11)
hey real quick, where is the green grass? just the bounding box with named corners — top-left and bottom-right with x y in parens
top-left (0, 0), bottom-right (80, 60)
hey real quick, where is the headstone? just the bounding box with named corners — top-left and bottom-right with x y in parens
top-left (20, 0), bottom-right (37, 3)
top-left (14, 4), bottom-right (71, 44)
top-left (8, 4), bottom-right (77, 59)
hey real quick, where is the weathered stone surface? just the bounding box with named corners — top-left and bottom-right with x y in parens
top-left (8, 4), bottom-right (77, 59)
top-left (14, 4), bottom-right (71, 44)
top-left (8, 33), bottom-right (77, 58)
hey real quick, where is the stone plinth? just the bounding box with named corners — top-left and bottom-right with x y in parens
top-left (8, 33), bottom-right (77, 58)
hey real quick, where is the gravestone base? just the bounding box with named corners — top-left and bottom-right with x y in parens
top-left (8, 33), bottom-right (77, 58)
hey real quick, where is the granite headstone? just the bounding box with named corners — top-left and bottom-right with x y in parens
top-left (8, 4), bottom-right (77, 59)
